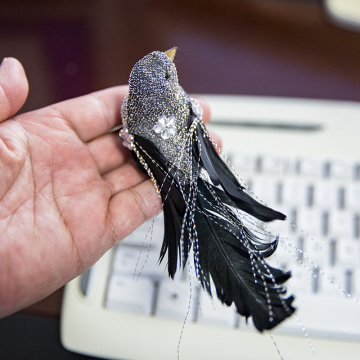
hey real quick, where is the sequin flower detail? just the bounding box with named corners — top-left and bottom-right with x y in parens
top-left (119, 128), bottom-right (134, 150)
top-left (153, 115), bottom-right (177, 140)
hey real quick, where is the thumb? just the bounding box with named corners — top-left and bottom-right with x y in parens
top-left (0, 57), bottom-right (29, 122)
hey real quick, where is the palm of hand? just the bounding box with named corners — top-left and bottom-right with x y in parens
top-left (0, 59), bottom-right (159, 315)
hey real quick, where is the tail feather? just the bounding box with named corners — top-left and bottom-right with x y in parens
top-left (196, 123), bottom-right (286, 222)
top-left (195, 178), bottom-right (295, 331)
top-left (134, 135), bottom-right (187, 278)
top-left (133, 131), bottom-right (295, 332)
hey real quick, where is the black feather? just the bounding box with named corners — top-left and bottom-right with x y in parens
top-left (195, 122), bottom-right (286, 222)
top-left (134, 135), bottom-right (188, 278)
top-left (195, 178), bottom-right (295, 331)
top-left (133, 130), bottom-right (295, 332)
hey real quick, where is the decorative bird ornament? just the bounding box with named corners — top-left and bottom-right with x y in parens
top-left (120, 47), bottom-right (295, 331)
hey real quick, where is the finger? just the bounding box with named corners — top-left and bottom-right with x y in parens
top-left (52, 85), bottom-right (128, 142)
top-left (208, 130), bottom-right (222, 152)
top-left (108, 179), bottom-right (162, 243)
top-left (87, 132), bottom-right (132, 174)
top-left (52, 88), bottom-right (209, 143)
top-left (0, 58), bottom-right (29, 122)
top-left (104, 162), bottom-right (148, 195)
top-left (195, 97), bottom-right (211, 124)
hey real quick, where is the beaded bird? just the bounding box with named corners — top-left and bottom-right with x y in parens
top-left (120, 48), bottom-right (295, 331)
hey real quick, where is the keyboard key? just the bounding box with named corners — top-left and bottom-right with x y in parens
top-left (329, 160), bottom-right (355, 180)
top-left (112, 246), bottom-right (141, 275)
top-left (345, 184), bottom-right (360, 210)
top-left (313, 181), bottom-right (340, 209)
top-left (264, 213), bottom-right (293, 238)
top-left (251, 178), bottom-right (280, 205)
top-left (317, 266), bottom-right (344, 297)
top-left (106, 274), bottom-right (155, 314)
top-left (282, 179), bottom-right (309, 207)
top-left (298, 157), bottom-right (325, 178)
top-left (112, 245), bottom-right (167, 279)
top-left (296, 208), bottom-right (324, 237)
top-left (197, 291), bottom-right (237, 327)
top-left (155, 280), bottom-right (197, 320)
top-left (259, 154), bottom-right (294, 175)
top-left (120, 217), bottom-right (164, 247)
top-left (302, 237), bottom-right (330, 266)
top-left (328, 210), bottom-right (355, 238)
top-left (230, 152), bottom-right (258, 174)
top-left (287, 263), bottom-right (312, 294)
top-left (336, 239), bottom-right (360, 267)
top-left (238, 315), bottom-right (255, 330)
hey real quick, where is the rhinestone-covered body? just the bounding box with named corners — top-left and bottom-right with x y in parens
top-left (121, 51), bottom-right (201, 179)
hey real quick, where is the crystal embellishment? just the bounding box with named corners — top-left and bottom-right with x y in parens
top-left (190, 98), bottom-right (203, 120)
top-left (153, 115), bottom-right (177, 140)
top-left (119, 128), bottom-right (134, 149)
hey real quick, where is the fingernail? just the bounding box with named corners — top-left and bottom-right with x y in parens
top-left (0, 58), bottom-right (7, 67)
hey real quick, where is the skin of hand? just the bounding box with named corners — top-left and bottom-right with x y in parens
top-left (0, 57), bottom-right (216, 317)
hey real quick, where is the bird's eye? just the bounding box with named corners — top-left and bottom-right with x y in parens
top-left (165, 71), bottom-right (170, 80)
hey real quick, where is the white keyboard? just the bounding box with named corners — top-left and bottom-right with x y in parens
top-left (61, 95), bottom-right (360, 360)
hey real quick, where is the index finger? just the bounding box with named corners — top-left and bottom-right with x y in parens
top-left (50, 87), bottom-right (211, 143)
top-left (51, 85), bottom-right (128, 142)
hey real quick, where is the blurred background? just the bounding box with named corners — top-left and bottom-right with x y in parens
top-left (1, 0), bottom-right (360, 358)
top-left (1, 0), bottom-right (360, 118)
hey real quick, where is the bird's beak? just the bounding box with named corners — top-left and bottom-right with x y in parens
top-left (164, 47), bottom-right (177, 61)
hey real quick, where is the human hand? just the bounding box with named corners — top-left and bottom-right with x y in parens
top-left (0, 58), bottom-right (212, 317)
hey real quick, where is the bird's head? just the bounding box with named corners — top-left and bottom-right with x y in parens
top-left (128, 47), bottom-right (179, 98)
